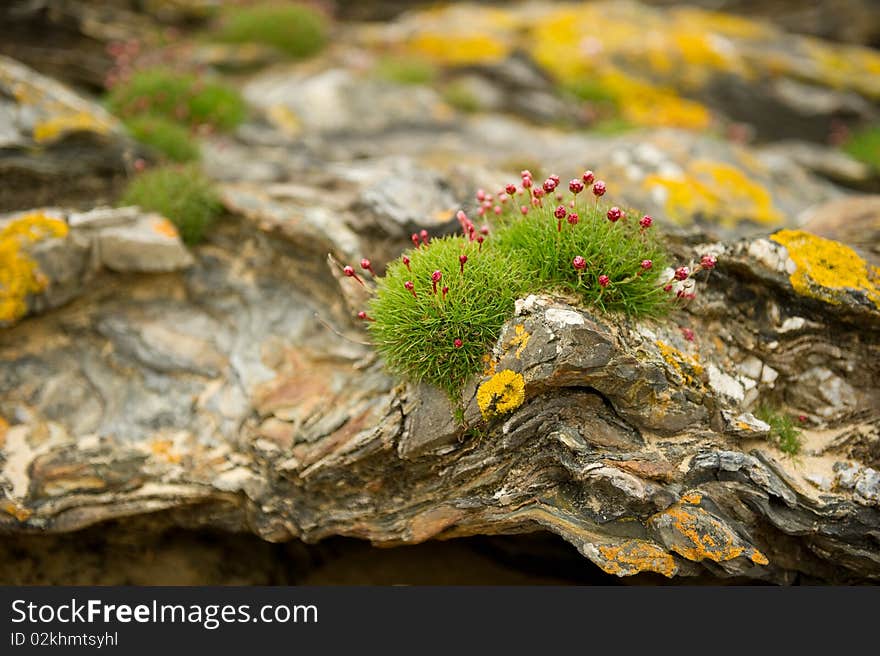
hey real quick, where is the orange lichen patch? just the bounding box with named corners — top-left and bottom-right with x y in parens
top-left (150, 438), bottom-right (182, 464)
top-left (650, 502), bottom-right (767, 566)
top-left (0, 416), bottom-right (7, 449)
top-left (476, 369), bottom-right (525, 419)
top-left (680, 491), bottom-right (703, 505)
top-left (655, 340), bottom-right (703, 386)
top-left (644, 160), bottom-right (783, 227)
top-left (597, 540), bottom-right (677, 578)
top-left (0, 499), bottom-right (31, 522)
top-left (32, 111), bottom-right (114, 144)
top-left (0, 212), bottom-right (69, 324)
top-left (152, 217), bottom-right (180, 239)
top-left (481, 353), bottom-right (497, 377)
top-left (770, 229), bottom-right (880, 309)
top-left (507, 324), bottom-right (531, 359)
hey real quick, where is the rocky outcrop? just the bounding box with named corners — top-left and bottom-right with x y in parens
top-left (1, 200), bottom-right (877, 583)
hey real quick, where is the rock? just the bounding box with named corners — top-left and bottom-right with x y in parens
top-left (243, 68), bottom-right (452, 138)
top-left (0, 55), bottom-right (131, 211)
top-left (96, 213), bottom-right (194, 272)
top-left (722, 410), bottom-right (771, 439)
top-left (799, 195), bottom-right (880, 267)
top-left (759, 141), bottom-right (874, 187)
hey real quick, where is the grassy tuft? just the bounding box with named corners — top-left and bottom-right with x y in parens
top-left (373, 56), bottom-right (438, 86)
top-left (367, 236), bottom-right (527, 398)
top-left (443, 81), bottom-right (481, 113)
top-left (213, 3), bottom-right (328, 59)
top-left (755, 404), bottom-right (802, 456)
top-left (107, 68), bottom-right (246, 131)
top-left (124, 115), bottom-right (200, 162)
top-left (842, 125), bottom-right (880, 170)
top-left (492, 200), bottom-right (671, 316)
top-left (121, 165), bottom-right (222, 244)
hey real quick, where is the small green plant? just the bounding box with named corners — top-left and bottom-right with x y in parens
top-left (563, 79), bottom-right (619, 107)
top-left (443, 81), bottom-right (481, 113)
top-left (755, 403), bottom-right (802, 456)
top-left (343, 170), bottom-right (714, 399)
top-left (842, 125), bottom-right (880, 170)
top-left (213, 3), bottom-right (328, 59)
top-left (107, 68), bottom-right (246, 131)
top-left (365, 236), bottom-right (527, 398)
top-left (124, 115), bottom-right (200, 162)
top-left (121, 165), bottom-right (222, 244)
top-left (373, 56), bottom-right (438, 86)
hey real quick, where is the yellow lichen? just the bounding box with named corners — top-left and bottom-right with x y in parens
top-left (597, 540), bottom-right (677, 578)
top-left (644, 160), bottom-right (783, 227)
top-left (655, 340), bottom-right (704, 386)
top-left (481, 354), bottom-right (497, 377)
top-left (476, 369), bottom-right (525, 419)
top-left (680, 491), bottom-right (703, 505)
top-left (32, 111), bottom-right (114, 144)
top-left (0, 212), bottom-right (69, 324)
top-left (508, 324), bottom-right (531, 360)
top-left (770, 229), bottom-right (880, 309)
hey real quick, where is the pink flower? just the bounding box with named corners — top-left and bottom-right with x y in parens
top-left (700, 254), bottom-right (717, 269)
top-left (607, 206), bottom-right (623, 222)
top-left (521, 176), bottom-right (532, 189)
top-left (572, 256), bottom-right (587, 271)
top-left (402, 255), bottom-right (411, 271)
top-left (681, 327), bottom-right (695, 341)
top-left (640, 259), bottom-right (653, 270)
top-left (582, 170), bottom-right (595, 185)
top-left (554, 205), bottom-right (567, 219)
top-left (420, 229), bottom-right (429, 245)
top-left (405, 280), bottom-right (416, 298)
top-left (549, 174), bottom-right (560, 185)
top-left (494, 205), bottom-right (502, 215)
top-left (569, 179), bottom-right (584, 194)
top-left (357, 311), bottom-right (374, 321)
top-left (567, 212), bottom-right (579, 226)
top-left (476, 189), bottom-right (487, 202)
top-left (459, 254), bottom-right (468, 273)
top-left (521, 170), bottom-right (532, 179)
top-left (592, 180), bottom-right (606, 197)
top-left (542, 178), bottom-right (558, 193)
top-left (674, 266), bottom-right (690, 281)
top-left (505, 183), bottom-right (517, 196)
top-left (360, 258), bottom-right (375, 275)
top-left (454, 338), bottom-right (463, 348)
top-left (411, 233), bottom-right (420, 247)
top-left (442, 285), bottom-right (449, 299)
top-left (520, 205), bottom-right (529, 215)
top-left (598, 274), bottom-right (611, 287)
top-left (343, 265), bottom-right (364, 286)
top-left (431, 270), bottom-right (442, 294)
top-left (639, 215), bottom-right (653, 229)
top-left (480, 225), bottom-right (490, 235)
top-left (477, 235), bottom-right (484, 251)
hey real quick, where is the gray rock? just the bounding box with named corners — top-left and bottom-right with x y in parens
top-left (96, 212), bottom-right (193, 272)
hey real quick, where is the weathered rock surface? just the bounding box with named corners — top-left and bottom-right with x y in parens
top-left (2, 203), bottom-right (878, 583)
top-left (0, 56), bottom-right (132, 211)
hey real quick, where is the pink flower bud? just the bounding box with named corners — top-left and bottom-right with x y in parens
top-left (542, 178), bottom-right (557, 193)
top-left (582, 170), bottom-right (595, 184)
top-left (477, 235), bottom-right (484, 251)
top-left (431, 269), bottom-right (442, 294)
top-left (360, 258), bottom-right (375, 275)
top-left (521, 176), bottom-right (532, 189)
top-left (480, 225), bottom-right (490, 235)
top-left (520, 205), bottom-right (529, 215)
top-left (598, 275), bottom-right (610, 287)
top-left (402, 255), bottom-right (411, 271)
top-left (476, 189), bottom-right (486, 202)
top-left (459, 254), bottom-right (468, 272)
top-left (405, 280), bottom-right (416, 298)
top-left (494, 205), bottom-right (501, 215)
top-left (533, 188), bottom-right (545, 199)
top-left (454, 338), bottom-right (463, 348)
top-left (639, 215), bottom-right (653, 229)
top-left (700, 254), bottom-right (717, 269)
top-left (357, 311), bottom-right (375, 321)
top-left (681, 327), bottom-right (695, 341)
top-left (411, 233), bottom-right (420, 247)
top-left (663, 284), bottom-right (673, 292)
top-left (442, 285), bottom-right (449, 299)
top-left (572, 256), bottom-right (587, 271)
top-left (567, 212), bottom-right (579, 226)
top-left (505, 183), bottom-right (517, 196)
top-left (592, 181), bottom-right (606, 197)
top-left (607, 207), bottom-right (623, 222)
top-left (674, 266), bottom-right (690, 281)
top-left (549, 174), bottom-right (560, 184)
top-left (554, 205), bottom-right (567, 219)
top-left (640, 259), bottom-right (653, 270)
top-left (343, 265), bottom-right (364, 286)
top-left (521, 170), bottom-right (532, 179)
top-left (569, 179), bottom-right (584, 194)
top-left (420, 229), bottom-right (429, 245)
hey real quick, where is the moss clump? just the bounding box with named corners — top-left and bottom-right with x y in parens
top-left (755, 404), bottom-right (802, 456)
top-left (121, 165), bottom-right (222, 245)
top-left (107, 68), bottom-right (246, 132)
top-left (213, 3), bottom-right (328, 59)
top-left (492, 195), bottom-right (671, 317)
top-left (842, 125), bottom-right (880, 170)
top-left (367, 236), bottom-right (527, 398)
top-left (124, 115), bottom-right (200, 162)
top-left (373, 56), bottom-right (438, 86)
top-left (442, 81), bottom-right (481, 113)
